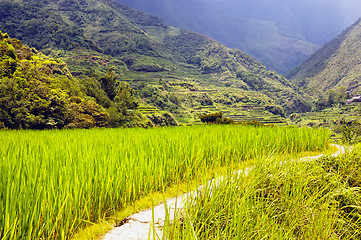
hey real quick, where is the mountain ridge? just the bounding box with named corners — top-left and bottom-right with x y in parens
top-left (288, 18), bottom-right (361, 96)
top-left (116, 0), bottom-right (361, 74)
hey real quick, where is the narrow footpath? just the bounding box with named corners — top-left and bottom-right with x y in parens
top-left (102, 144), bottom-right (348, 240)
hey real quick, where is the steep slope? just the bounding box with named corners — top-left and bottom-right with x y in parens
top-left (0, 0), bottom-right (311, 125)
top-left (288, 18), bottom-right (361, 96)
top-left (116, 0), bottom-right (361, 74)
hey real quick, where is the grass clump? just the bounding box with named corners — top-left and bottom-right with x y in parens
top-left (168, 145), bottom-right (361, 239)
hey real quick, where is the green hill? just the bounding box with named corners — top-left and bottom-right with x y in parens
top-left (288, 18), bottom-right (361, 96)
top-left (0, 0), bottom-right (311, 128)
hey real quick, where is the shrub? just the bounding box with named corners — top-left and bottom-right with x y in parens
top-left (199, 112), bottom-right (223, 124)
top-left (199, 93), bottom-right (213, 106)
top-left (199, 112), bottom-right (235, 125)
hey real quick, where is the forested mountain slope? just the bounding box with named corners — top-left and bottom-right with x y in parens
top-left (0, 0), bottom-right (312, 127)
top-left (288, 18), bottom-right (361, 96)
top-left (116, 0), bottom-right (361, 74)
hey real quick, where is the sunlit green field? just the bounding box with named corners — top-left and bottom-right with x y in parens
top-left (0, 125), bottom-right (330, 239)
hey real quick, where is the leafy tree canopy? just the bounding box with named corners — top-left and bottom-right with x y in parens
top-left (0, 31), bottom-right (150, 129)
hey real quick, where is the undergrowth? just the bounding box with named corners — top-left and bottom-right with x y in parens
top-left (167, 145), bottom-right (361, 239)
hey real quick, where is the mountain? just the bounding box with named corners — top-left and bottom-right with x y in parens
top-left (116, 0), bottom-right (361, 74)
top-left (0, 0), bottom-right (312, 128)
top-left (288, 18), bottom-right (361, 96)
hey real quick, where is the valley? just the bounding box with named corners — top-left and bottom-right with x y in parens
top-left (1, 0), bottom-right (361, 239)
top-left (2, 0), bottom-right (360, 131)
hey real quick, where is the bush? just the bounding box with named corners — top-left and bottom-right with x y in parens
top-left (199, 112), bottom-right (223, 124)
top-left (199, 112), bottom-right (234, 125)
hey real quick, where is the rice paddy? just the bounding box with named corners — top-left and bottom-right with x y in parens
top-left (0, 125), bottom-right (330, 239)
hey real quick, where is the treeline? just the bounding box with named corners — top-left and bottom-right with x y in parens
top-left (0, 32), bottom-right (176, 130)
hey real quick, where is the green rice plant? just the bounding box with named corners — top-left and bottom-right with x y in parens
top-left (167, 144), bottom-right (361, 240)
top-left (0, 125), bottom-right (330, 239)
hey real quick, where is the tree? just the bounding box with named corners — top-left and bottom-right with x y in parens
top-left (114, 82), bottom-right (138, 110)
top-left (99, 67), bottom-right (117, 100)
top-left (108, 82), bottom-right (139, 127)
top-left (65, 97), bottom-right (109, 129)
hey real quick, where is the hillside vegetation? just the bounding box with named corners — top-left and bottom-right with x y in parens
top-left (0, 0), bottom-right (312, 128)
top-left (288, 18), bottom-right (361, 96)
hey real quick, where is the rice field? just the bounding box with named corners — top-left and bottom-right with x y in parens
top-left (0, 125), bottom-right (330, 239)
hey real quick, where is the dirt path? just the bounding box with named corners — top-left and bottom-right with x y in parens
top-left (101, 144), bottom-right (348, 240)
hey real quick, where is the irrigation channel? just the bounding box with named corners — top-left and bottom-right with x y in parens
top-left (101, 144), bottom-right (349, 240)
